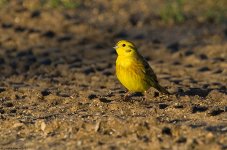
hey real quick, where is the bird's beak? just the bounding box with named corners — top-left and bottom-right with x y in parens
top-left (113, 46), bottom-right (118, 49)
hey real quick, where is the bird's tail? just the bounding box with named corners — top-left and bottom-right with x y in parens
top-left (154, 83), bottom-right (170, 95)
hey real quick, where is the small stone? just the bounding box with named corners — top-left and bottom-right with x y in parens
top-left (2, 22), bottom-right (13, 28)
top-left (88, 94), bottom-right (97, 100)
top-left (198, 67), bottom-right (210, 72)
top-left (42, 30), bottom-right (56, 38)
top-left (159, 103), bottom-right (168, 109)
top-left (41, 121), bottom-right (46, 132)
top-left (99, 97), bottom-right (111, 103)
top-left (162, 127), bottom-right (172, 136)
top-left (176, 136), bottom-right (187, 143)
top-left (13, 123), bottom-right (24, 128)
top-left (14, 26), bottom-right (26, 32)
top-left (206, 132), bottom-right (214, 139)
top-left (31, 10), bottom-right (41, 18)
top-left (40, 58), bottom-right (52, 65)
top-left (57, 35), bottom-right (72, 42)
top-left (209, 108), bottom-right (224, 116)
top-left (10, 109), bottom-right (17, 113)
top-left (167, 42), bottom-right (179, 53)
top-left (0, 109), bottom-right (5, 114)
top-left (4, 102), bottom-right (14, 107)
top-left (199, 54), bottom-right (208, 60)
top-left (192, 105), bottom-right (208, 113)
top-left (184, 50), bottom-right (194, 56)
top-left (41, 90), bottom-right (51, 96)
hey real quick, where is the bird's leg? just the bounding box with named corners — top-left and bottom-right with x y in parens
top-left (124, 91), bottom-right (131, 101)
top-left (143, 90), bottom-right (148, 101)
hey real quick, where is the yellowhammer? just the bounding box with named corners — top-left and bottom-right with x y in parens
top-left (114, 40), bottom-right (169, 99)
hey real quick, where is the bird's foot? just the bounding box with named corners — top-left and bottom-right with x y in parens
top-left (123, 92), bottom-right (131, 101)
top-left (143, 91), bottom-right (148, 101)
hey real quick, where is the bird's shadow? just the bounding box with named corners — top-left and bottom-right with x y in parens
top-left (177, 86), bottom-right (227, 98)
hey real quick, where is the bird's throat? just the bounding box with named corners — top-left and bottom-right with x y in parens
top-left (116, 56), bottom-right (134, 68)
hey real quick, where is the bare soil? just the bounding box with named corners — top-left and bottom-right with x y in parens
top-left (0, 1), bottom-right (226, 150)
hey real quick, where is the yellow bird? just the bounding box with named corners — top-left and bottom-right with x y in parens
top-left (114, 40), bottom-right (169, 98)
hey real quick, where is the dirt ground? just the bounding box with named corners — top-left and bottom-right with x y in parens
top-left (0, 1), bottom-right (227, 150)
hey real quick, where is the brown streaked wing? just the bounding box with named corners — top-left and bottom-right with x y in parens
top-left (139, 55), bottom-right (158, 83)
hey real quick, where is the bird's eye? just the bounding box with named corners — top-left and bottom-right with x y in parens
top-left (122, 44), bottom-right (126, 47)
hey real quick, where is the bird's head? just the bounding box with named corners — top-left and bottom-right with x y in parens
top-left (113, 40), bottom-right (138, 57)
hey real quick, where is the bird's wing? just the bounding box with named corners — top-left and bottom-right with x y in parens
top-left (137, 55), bottom-right (170, 94)
top-left (139, 55), bottom-right (158, 83)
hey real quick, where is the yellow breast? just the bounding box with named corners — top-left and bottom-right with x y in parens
top-left (116, 56), bottom-right (150, 92)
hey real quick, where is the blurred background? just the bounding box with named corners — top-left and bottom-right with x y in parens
top-left (1, 0), bottom-right (226, 24)
top-left (0, 0), bottom-right (226, 48)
